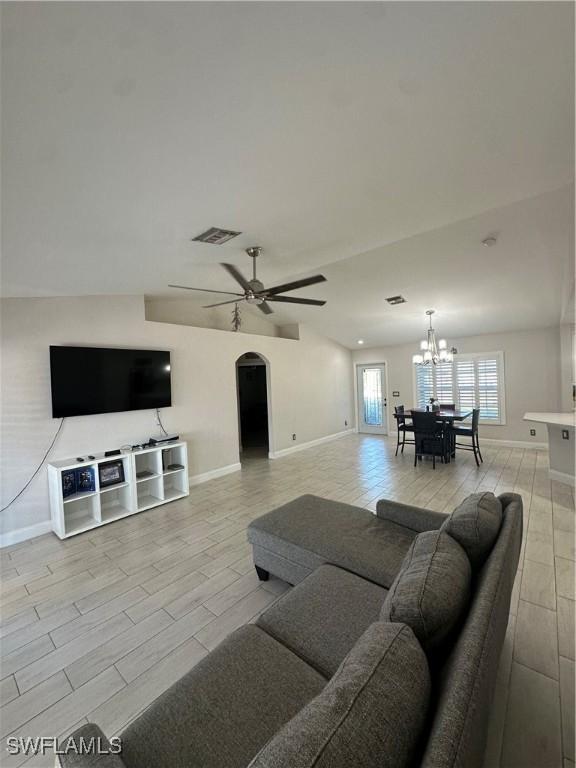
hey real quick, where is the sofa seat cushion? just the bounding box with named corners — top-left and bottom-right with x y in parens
top-left (248, 494), bottom-right (417, 588)
top-left (381, 530), bottom-right (471, 654)
top-left (441, 492), bottom-right (503, 569)
top-left (248, 622), bottom-right (431, 768)
top-left (119, 625), bottom-right (326, 768)
top-left (257, 564), bottom-right (387, 677)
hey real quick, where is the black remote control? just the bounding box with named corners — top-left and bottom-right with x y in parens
top-left (76, 457), bottom-right (84, 462)
top-left (88, 455), bottom-right (95, 460)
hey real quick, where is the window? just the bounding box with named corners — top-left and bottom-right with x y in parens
top-left (414, 352), bottom-right (505, 424)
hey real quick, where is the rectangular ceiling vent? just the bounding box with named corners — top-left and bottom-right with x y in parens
top-left (192, 227), bottom-right (242, 245)
top-left (386, 295), bottom-right (406, 305)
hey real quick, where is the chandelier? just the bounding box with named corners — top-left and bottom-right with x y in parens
top-left (412, 310), bottom-right (456, 365)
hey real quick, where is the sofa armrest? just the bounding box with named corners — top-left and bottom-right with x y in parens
top-left (375, 499), bottom-right (447, 533)
top-left (56, 724), bottom-right (127, 768)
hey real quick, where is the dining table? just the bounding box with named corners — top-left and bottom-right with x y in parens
top-left (407, 408), bottom-right (473, 422)
top-left (393, 408), bottom-right (474, 462)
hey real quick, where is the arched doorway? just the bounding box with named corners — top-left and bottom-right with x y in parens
top-left (236, 353), bottom-right (271, 461)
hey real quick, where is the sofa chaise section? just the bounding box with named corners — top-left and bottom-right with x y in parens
top-left (247, 494), bottom-right (421, 588)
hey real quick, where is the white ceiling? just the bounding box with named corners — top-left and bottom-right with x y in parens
top-left (1, 2), bottom-right (574, 348)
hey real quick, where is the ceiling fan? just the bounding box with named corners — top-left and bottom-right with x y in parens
top-left (168, 247), bottom-right (326, 315)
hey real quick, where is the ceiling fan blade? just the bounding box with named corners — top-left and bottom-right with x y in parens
top-left (257, 301), bottom-right (274, 315)
top-left (203, 298), bottom-right (245, 309)
top-left (265, 275), bottom-right (326, 296)
top-left (221, 263), bottom-right (251, 291)
top-left (266, 296), bottom-right (326, 306)
top-left (168, 284), bottom-right (244, 296)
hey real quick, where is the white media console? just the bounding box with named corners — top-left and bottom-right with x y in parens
top-left (48, 442), bottom-right (189, 539)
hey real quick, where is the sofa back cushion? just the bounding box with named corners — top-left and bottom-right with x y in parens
top-left (248, 622), bottom-right (430, 768)
top-left (441, 492), bottom-right (502, 569)
top-left (381, 530), bottom-right (471, 654)
top-left (421, 493), bottom-right (523, 768)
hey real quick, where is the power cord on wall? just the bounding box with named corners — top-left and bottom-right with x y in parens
top-left (0, 418), bottom-right (65, 513)
top-left (155, 408), bottom-right (168, 437)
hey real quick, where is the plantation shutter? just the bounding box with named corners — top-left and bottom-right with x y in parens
top-left (477, 358), bottom-right (500, 421)
top-left (416, 365), bottom-right (433, 408)
top-left (455, 360), bottom-right (476, 414)
top-left (435, 363), bottom-right (453, 404)
top-left (415, 352), bottom-right (504, 424)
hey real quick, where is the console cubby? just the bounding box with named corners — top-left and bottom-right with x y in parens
top-left (136, 476), bottom-right (164, 511)
top-left (134, 449), bottom-right (162, 481)
top-left (100, 483), bottom-right (133, 523)
top-left (48, 442), bottom-right (188, 538)
top-left (163, 468), bottom-right (188, 502)
top-left (63, 493), bottom-right (100, 536)
top-left (161, 444), bottom-right (187, 474)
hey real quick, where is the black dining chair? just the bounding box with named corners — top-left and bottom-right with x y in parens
top-left (411, 411), bottom-right (446, 469)
top-left (451, 408), bottom-right (483, 466)
top-left (394, 405), bottom-right (415, 456)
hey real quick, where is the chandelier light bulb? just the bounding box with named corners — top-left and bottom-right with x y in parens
top-left (423, 350), bottom-right (433, 362)
top-left (412, 353), bottom-right (424, 364)
top-left (438, 339), bottom-right (447, 350)
top-left (420, 340), bottom-right (428, 351)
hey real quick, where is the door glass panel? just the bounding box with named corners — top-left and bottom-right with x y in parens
top-left (362, 368), bottom-right (383, 425)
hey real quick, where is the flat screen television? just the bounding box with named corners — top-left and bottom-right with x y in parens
top-left (50, 346), bottom-right (172, 418)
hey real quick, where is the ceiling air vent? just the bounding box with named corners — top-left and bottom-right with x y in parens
top-left (192, 227), bottom-right (242, 245)
top-left (386, 295), bottom-right (406, 305)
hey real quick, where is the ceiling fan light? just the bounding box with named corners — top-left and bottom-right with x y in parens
top-left (412, 353), bottom-right (424, 364)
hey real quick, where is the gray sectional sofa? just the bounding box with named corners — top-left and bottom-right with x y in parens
top-left (59, 491), bottom-right (522, 768)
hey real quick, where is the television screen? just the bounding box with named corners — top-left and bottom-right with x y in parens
top-left (50, 346), bottom-right (172, 418)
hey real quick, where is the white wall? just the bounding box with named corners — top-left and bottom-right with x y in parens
top-left (559, 323), bottom-right (576, 412)
top-left (0, 295), bottom-right (354, 540)
top-left (353, 327), bottom-right (561, 444)
top-left (144, 297), bottom-right (282, 338)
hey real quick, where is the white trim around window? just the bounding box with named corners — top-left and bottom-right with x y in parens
top-left (412, 351), bottom-right (506, 425)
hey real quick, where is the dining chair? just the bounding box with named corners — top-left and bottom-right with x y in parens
top-left (411, 411), bottom-right (446, 469)
top-left (451, 408), bottom-right (483, 466)
top-left (439, 403), bottom-right (456, 411)
top-left (394, 405), bottom-right (415, 456)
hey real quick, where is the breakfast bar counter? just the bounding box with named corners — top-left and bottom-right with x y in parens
top-left (524, 412), bottom-right (575, 486)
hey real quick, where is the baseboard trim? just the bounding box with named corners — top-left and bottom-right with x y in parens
top-left (0, 520), bottom-right (53, 549)
top-left (188, 462), bottom-right (241, 486)
top-left (549, 469), bottom-right (575, 486)
top-left (269, 429), bottom-right (356, 459)
top-left (381, 431), bottom-right (546, 451)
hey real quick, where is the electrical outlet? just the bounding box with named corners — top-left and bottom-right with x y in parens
top-left (562, 429), bottom-right (570, 440)
top-left (392, 391), bottom-right (400, 397)
top-left (529, 429), bottom-right (536, 436)
top-left (292, 434), bottom-right (296, 441)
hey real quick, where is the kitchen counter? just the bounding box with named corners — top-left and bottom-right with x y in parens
top-left (524, 412), bottom-right (575, 486)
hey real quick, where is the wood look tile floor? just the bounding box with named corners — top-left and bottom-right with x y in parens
top-left (1, 435), bottom-right (574, 767)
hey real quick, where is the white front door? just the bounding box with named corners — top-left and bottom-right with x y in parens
top-left (357, 364), bottom-right (387, 434)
